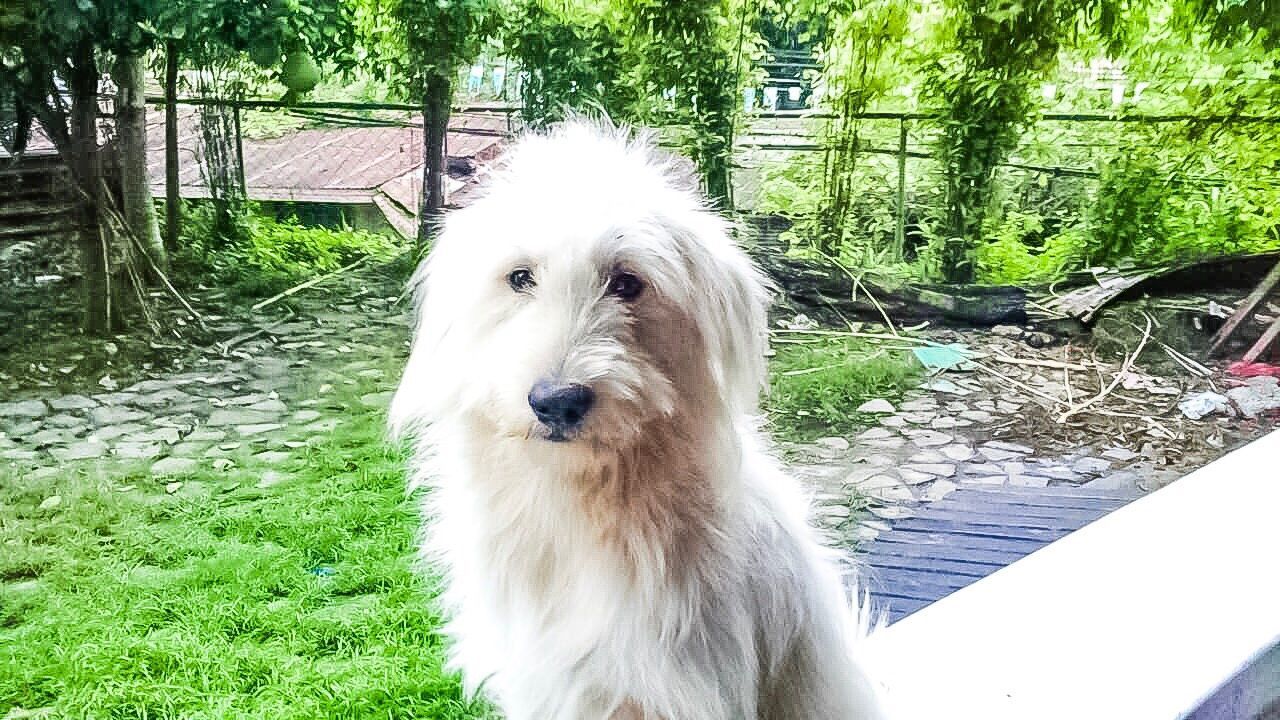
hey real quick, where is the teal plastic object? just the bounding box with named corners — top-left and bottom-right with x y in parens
top-left (912, 343), bottom-right (975, 372)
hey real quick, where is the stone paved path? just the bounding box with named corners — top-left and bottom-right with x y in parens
top-left (0, 276), bottom-right (409, 484)
top-left (784, 386), bottom-right (1181, 548)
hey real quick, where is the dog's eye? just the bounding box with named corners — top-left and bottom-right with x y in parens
top-left (606, 272), bottom-right (643, 301)
top-left (508, 268), bottom-right (535, 292)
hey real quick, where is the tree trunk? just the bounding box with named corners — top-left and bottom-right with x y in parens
top-left (164, 40), bottom-right (181, 253)
top-left (701, 133), bottom-right (732, 211)
top-left (112, 53), bottom-right (165, 272)
top-left (419, 72), bottom-right (450, 244)
top-left (696, 73), bottom-right (733, 211)
top-left (755, 249), bottom-right (1027, 327)
top-left (67, 41), bottom-right (118, 334)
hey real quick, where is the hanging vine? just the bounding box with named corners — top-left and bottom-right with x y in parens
top-left (924, 0), bottom-right (1132, 282)
top-left (615, 0), bottom-right (763, 209)
top-left (811, 0), bottom-right (910, 256)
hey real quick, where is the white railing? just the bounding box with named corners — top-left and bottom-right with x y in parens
top-left (863, 428), bottom-right (1280, 720)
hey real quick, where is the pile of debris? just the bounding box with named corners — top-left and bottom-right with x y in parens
top-left (775, 305), bottom-right (1278, 482)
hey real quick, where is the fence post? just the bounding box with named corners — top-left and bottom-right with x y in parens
top-left (164, 40), bottom-right (180, 252)
top-left (232, 100), bottom-right (246, 194)
top-left (895, 116), bottom-right (908, 260)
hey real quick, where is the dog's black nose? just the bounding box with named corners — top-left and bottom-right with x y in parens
top-left (528, 381), bottom-right (595, 437)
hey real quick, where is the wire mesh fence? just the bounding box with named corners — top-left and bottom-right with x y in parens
top-left (736, 108), bottom-right (1280, 276)
top-left (8, 88), bottom-right (1279, 281)
top-left (141, 98), bottom-right (518, 241)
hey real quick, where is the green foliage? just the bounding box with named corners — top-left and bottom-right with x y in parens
top-left (766, 337), bottom-right (920, 441)
top-left (926, 0), bottom-right (1074, 281)
top-left (756, 155), bottom-right (823, 227)
top-left (1184, 0), bottom-right (1280, 49)
top-left (146, 0), bottom-right (358, 86)
top-left (357, 0), bottom-right (506, 99)
top-left (179, 207), bottom-right (404, 297)
top-left (1090, 151), bottom-right (1169, 260)
top-left (0, 379), bottom-right (492, 719)
top-left (504, 0), bottom-right (631, 127)
top-left (751, 0), bottom-right (1280, 286)
top-left (615, 0), bottom-right (764, 207)
top-left (974, 212), bottom-right (1090, 283)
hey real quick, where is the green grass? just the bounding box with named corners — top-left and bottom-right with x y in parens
top-left (765, 337), bottom-right (921, 442)
top-left (0, 329), bottom-right (914, 718)
top-left (0, 409), bottom-right (490, 719)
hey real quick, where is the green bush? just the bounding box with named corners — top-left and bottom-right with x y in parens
top-left (177, 205), bottom-right (404, 297)
top-left (975, 211), bottom-right (1090, 284)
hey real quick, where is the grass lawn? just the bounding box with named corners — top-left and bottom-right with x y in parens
top-left (0, 391), bottom-right (490, 719)
top-left (0, 332), bottom-right (910, 719)
top-left (766, 336), bottom-right (921, 442)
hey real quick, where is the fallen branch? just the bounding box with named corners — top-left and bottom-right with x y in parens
top-left (93, 179), bottom-right (208, 332)
top-left (251, 257), bottom-right (367, 312)
top-left (1057, 313), bottom-right (1154, 423)
top-left (967, 358), bottom-right (1070, 408)
top-left (1162, 344), bottom-right (1212, 379)
top-left (809, 247), bottom-right (899, 336)
top-left (217, 308), bottom-right (297, 356)
top-left (770, 328), bottom-right (933, 344)
top-left (127, 233), bottom-right (208, 332)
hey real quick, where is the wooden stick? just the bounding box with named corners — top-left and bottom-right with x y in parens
top-left (251, 257), bottom-right (367, 311)
top-left (1162, 344), bottom-right (1212, 378)
top-left (809, 246), bottom-right (899, 336)
top-left (1057, 314), bottom-right (1154, 423)
top-left (1205, 259), bottom-right (1280, 358)
top-left (95, 178), bottom-right (208, 331)
top-left (129, 234), bottom-right (207, 331)
top-left (1241, 313), bottom-right (1280, 365)
top-left (217, 309), bottom-right (296, 356)
top-left (966, 359), bottom-right (1070, 408)
top-left (770, 328), bottom-right (933, 344)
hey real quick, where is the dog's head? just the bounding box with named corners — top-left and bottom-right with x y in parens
top-left (391, 121), bottom-right (769, 455)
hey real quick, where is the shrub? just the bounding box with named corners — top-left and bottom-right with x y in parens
top-left (975, 211), bottom-right (1090, 284)
top-left (177, 205), bottom-right (404, 297)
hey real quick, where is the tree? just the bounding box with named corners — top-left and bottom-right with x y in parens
top-left (615, 0), bottom-right (762, 209)
top-left (149, 0), bottom-right (358, 248)
top-left (358, 0), bottom-right (506, 243)
top-left (112, 53), bottom-right (166, 273)
top-left (922, 0), bottom-right (1131, 282)
top-left (1, 0), bottom-right (356, 332)
top-left (0, 0), bottom-right (154, 332)
top-left (504, 0), bottom-right (633, 128)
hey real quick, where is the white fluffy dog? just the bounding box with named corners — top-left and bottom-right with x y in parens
top-left (390, 120), bottom-right (887, 720)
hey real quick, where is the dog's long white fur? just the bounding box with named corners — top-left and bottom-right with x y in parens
top-left (390, 120), bottom-right (888, 720)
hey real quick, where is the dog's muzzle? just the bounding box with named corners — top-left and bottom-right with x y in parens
top-left (528, 381), bottom-right (595, 441)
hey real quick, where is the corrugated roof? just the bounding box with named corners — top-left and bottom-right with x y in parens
top-left (143, 109), bottom-right (504, 209)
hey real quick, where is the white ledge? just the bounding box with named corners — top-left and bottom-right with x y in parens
top-left (863, 429), bottom-right (1280, 720)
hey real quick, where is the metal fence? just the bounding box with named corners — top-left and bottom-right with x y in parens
top-left (11, 89), bottom-right (1277, 261)
top-left (736, 108), bottom-right (1280, 266)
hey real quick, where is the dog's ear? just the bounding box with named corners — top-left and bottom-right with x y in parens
top-left (664, 208), bottom-right (772, 415)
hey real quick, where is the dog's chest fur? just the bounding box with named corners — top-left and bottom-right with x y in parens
top-left (430, 433), bottom-right (763, 718)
